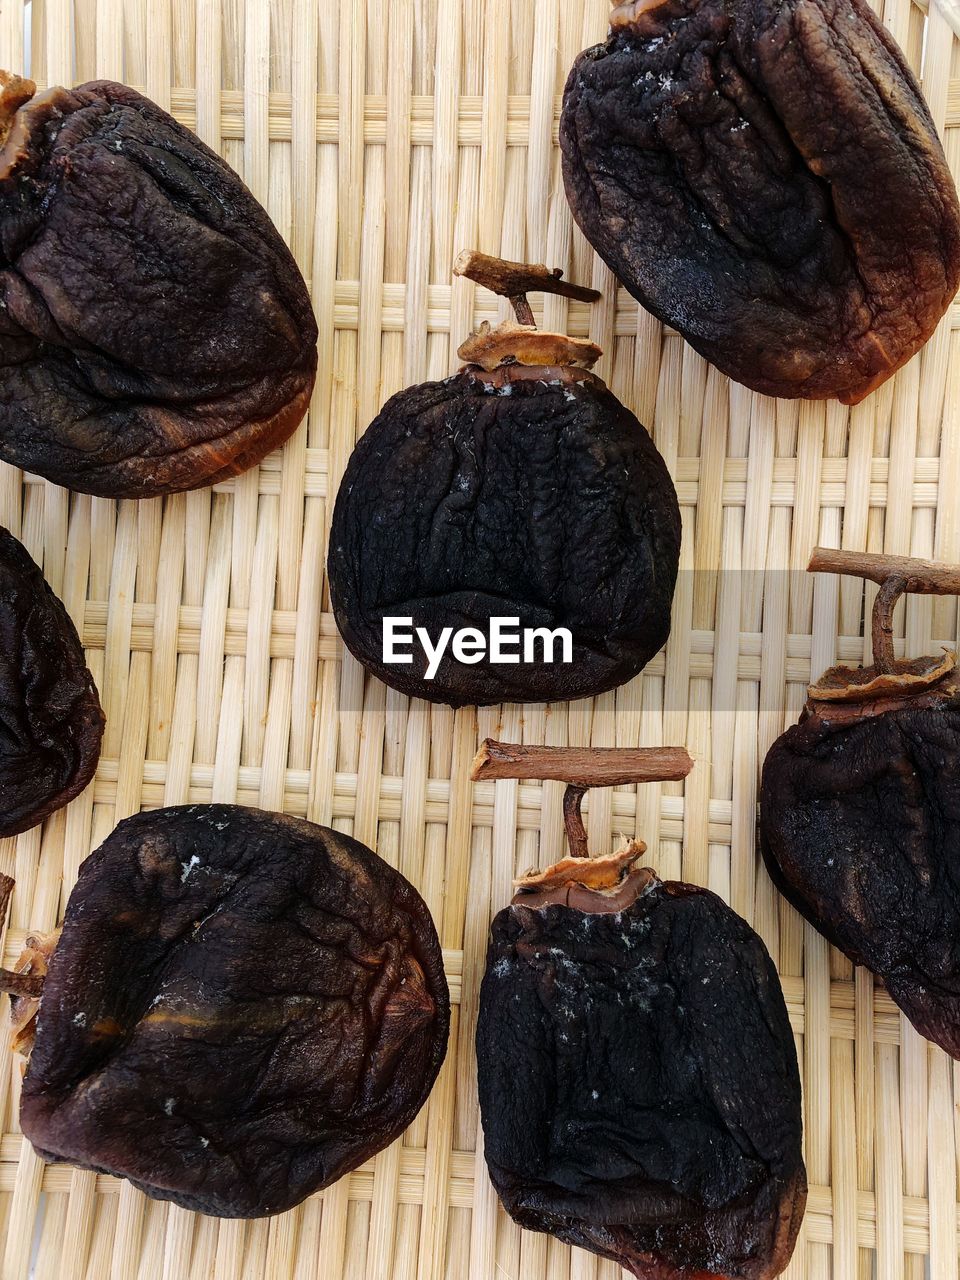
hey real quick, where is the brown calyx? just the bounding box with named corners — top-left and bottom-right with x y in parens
top-left (513, 844), bottom-right (658, 913)
top-left (458, 322), bottom-right (601, 373)
top-left (0, 872), bottom-right (58, 1061)
top-left (808, 651), bottom-right (957, 706)
top-left (0, 75), bottom-right (73, 185)
top-left (0, 72), bottom-right (35, 146)
top-left (454, 250), bottom-right (603, 373)
top-left (610, 0), bottom-right (672, 28)
top-left (7, 930), bottom-right (59, 1060)
top-left (807, 547), bottom-right (960, 701)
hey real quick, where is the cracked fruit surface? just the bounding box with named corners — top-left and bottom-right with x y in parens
top-left (0, 74), bottom-right (318, 496)
top-left (477, 862), bottom-right (806, 1279)
top-left (19, 805), bottom-right (449, 1217)
top-left (560, 0), bottom-right (960, 403)
top-left (0, 526), bottom-right (102, 837)
top-left (328, 366), bottom-right (681, 707)
top-left (761, 660), bottom-right (960, 1058)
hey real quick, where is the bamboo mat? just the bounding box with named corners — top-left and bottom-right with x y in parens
top-left (0, 0), bottom-right (959, 1276)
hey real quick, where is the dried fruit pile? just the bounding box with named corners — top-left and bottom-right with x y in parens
top-left (328, 253), bottom-right (680, 706)
top-left (0, 72), bottom-right (318, 497)
top-left (560, 0), bottom-right (960, 402)
top-left (762, 549), bottom-right (960, 1058)
top-left (0, 527), bottom-right (103, 837)
top-left (474, 741), bottom-right (806, 1280)
top-left (2, 8), bottom-right (957, 1261)
top-left (2, 806), bottom-right (449, 1217)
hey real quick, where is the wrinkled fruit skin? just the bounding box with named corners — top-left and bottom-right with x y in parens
top-left (0, 79), bottom-right (318, 496)
top-left (20, 805), bottom-right (449, 1217)
top-left (761, 691), bottom-right (960, 1058)
top-left (328, 368), bottom-right (681, 707)
top-left (0, 526), bottom-right (103, 837)
top-left (560, 0), bottom-right (960, 403)
top-left (477, 876), bottom-right (806, 1279)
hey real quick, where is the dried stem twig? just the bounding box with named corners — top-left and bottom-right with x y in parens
top-left (471, 740), bottom-right (693, 786)
top-left (472, 740), bottom-right (693, 859)
top-left (808, 547), bottom-right (960, 674)
top-left (562, 786), bottom-right (589, 860)
top-left (454, 250), bottom-right (601, 326)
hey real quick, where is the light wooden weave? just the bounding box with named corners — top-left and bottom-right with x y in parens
top-left (0, 0), bottom-right (959, 1276)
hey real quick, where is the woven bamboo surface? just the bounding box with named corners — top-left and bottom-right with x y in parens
top-left (1, 0), bottom-right (960, 1276)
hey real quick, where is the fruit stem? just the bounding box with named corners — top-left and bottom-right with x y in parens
top-left (870, 575), bottom-right (906, 675)
top-left (808, 546), bottom-right (960, 675)
top-left (453, 250), bottom-right (601, 329)
top-left (0, 872), bottom-right (44, 998)
top-left (471, 740), bottom-right (693, 860)
top-left (562, 786), bottom-right (590, 860)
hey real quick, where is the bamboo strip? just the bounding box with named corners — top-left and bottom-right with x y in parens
top-left (0, 1150), bottom-right (958, 1255)
top-left (20, 80), bottom-right (960, 140)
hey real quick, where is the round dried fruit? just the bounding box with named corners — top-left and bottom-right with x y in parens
top-left (0, 526), bottom-right (103, 837)
top-left (0, 73), bottom-right (318, 497)
top-left (6, 805), bottom-right (449, 1217)
top-left (328, 253), bottom-right (681, 707)
top-left (761, 547), bottom-right (960, 1058)
top-left (560, 0), bottom-right (960, 404)
top-left (473, 741), bottom-right (806, 1280)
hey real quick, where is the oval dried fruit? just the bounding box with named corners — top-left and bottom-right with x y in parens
top-left (0, 73), bottom-right (318, 497)
top-left (7, 805), bottom-right (449, 1217)
top-left (474, 742), bottom-right (806, 1279)
top-left (0, 526), bottom-right (103, 837)
top-left (328, 254), bottom-right (681, 707)
top-left (560, 0), bottom-right (960, 403)
top-left (761, 547), bottom-right (960, 1058)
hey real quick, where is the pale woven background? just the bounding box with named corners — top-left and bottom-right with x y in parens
top-left (0, 0), bottom-right (958, 1276)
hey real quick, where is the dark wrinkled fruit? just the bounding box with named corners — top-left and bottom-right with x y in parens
top-left (328, 365), bottom-right (680, 706)
top-left (19, 805), bottom-right (449, 1217)
top-left (477, 855), bottom-right (806, 1279)
top-left (0, 526), bottom-right (102, 837)
top-left (761, 657), bottom-right (960, 1058)
top-left (560, 0), bottom-right (960, 403)
top-left (0, 73), bottom-right (318, 497)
